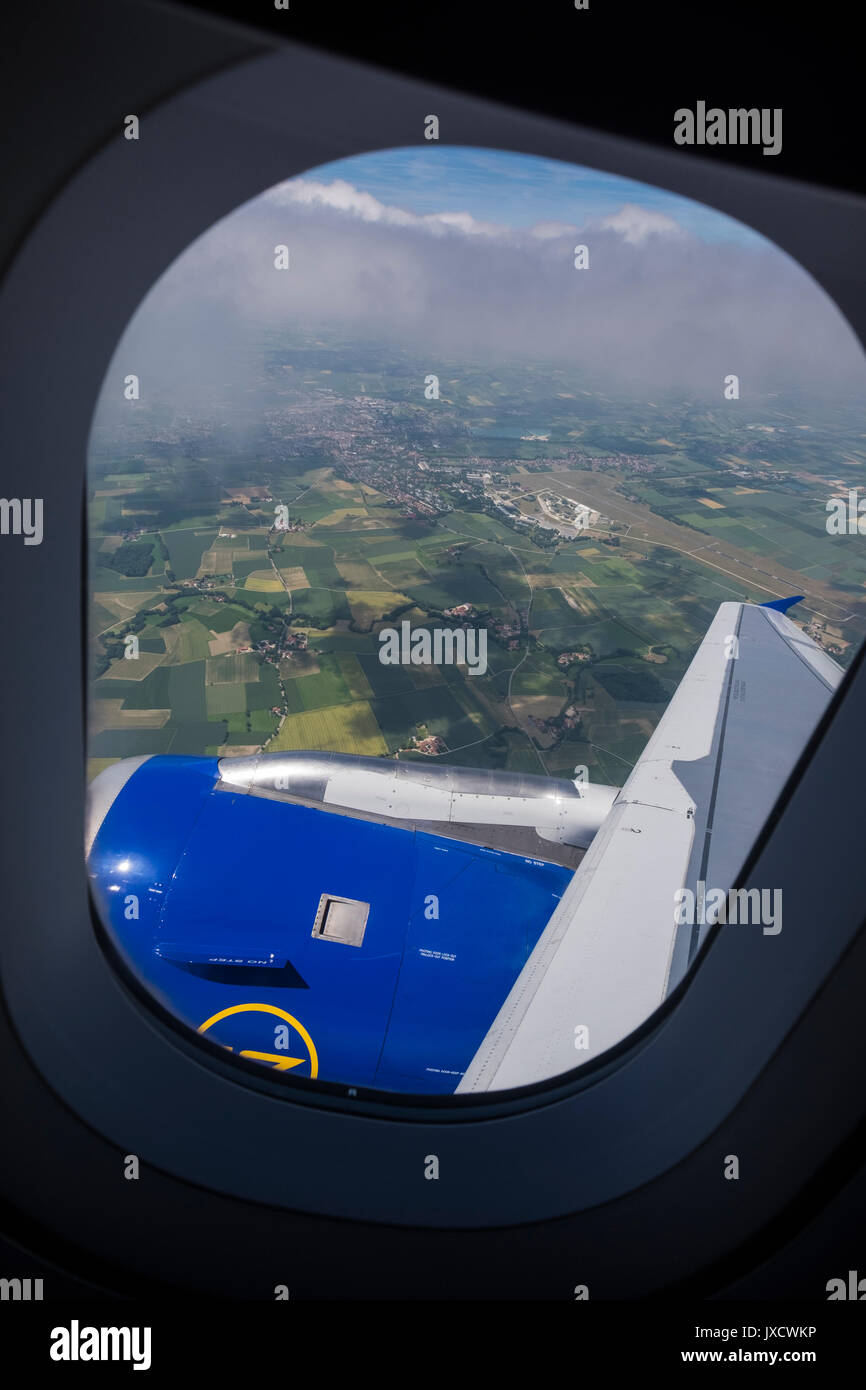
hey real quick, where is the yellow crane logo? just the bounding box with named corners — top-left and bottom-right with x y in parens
top-left (198, 1002), bottom-right (318, 1078)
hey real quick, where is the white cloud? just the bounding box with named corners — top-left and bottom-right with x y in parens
top-left (598, 202), bottom-right (685, 245)
top-left (265, 180), bottom-right (691, 255)
top-left (265, 177), bottom-right (501, 238)
top-left (529, 220), bottom-right (579, 240)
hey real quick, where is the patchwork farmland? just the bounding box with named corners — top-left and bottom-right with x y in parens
top-left (87, 334), bottom-right (866, 788)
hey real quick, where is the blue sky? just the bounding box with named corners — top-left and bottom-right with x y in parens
top-left (309, 146), bottom-right (764, 246)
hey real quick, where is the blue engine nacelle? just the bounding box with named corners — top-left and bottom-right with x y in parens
top-left (87, 754), bottom-right (573, 1093)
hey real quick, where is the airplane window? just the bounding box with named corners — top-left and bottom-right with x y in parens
top-left (85, 146), bottom-right (866, 1099)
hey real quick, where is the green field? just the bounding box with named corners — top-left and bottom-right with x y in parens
top-left (162, 530), bottom-right (217, 579)
top-left (87, 332), bottom-right (866, 778)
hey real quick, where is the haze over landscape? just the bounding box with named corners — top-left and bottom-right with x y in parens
top-left (87, 146), bottom-right (866, 789)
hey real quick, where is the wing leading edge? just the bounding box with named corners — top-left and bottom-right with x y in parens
top-left (456, 601), bottom-right (843, 1094)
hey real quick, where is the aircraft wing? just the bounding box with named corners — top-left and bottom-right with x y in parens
top-left (457, 600), bottom-right (843, 1093)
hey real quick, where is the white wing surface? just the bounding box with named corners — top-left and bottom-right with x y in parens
top-left (457, 601), bottom-right (843, 1093)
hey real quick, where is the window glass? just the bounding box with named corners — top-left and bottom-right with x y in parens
top-left (86, 147), bottom-right (866, 1096)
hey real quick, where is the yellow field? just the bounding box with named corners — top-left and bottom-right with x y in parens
top-left (511, 692), bottom-right (566, 722)
top-left (90, 700), bottom-right (169, 734)
top-left (336, 559), bottom-right (387, 587)
top-left (526, 572), bottom-right (596, 592)
top-left (205, 652), bottom-right (260, 685)
top-left (699, 497), bottom-right (725, 509)
top-left (295, 466), bottom-right (333, 486)
top-left (244, 571), bottom-right (284, 591)
top-left (268, 701), bottom-right (387, 756)
top-left (277, 566), bottom-right (308, 588)
top-left (99, 591), bottom-right (158, 617)
top-left (347, 589), bottom-right (411, 628)
top-left (87, 757), bottom-right (121, 782)
top-left (207, 621), bottom-right (251, 656)
top-left (198, 547), bottom-right (249, 575)
top-left (407, 662), bottom-right (446, 689)
top-left (102, 651), bottom-right (165, 680)
top-left (312, 507), bottom-right (368, 528)
top-left (280, 651), bottom-right (320, 679)
top-left (275, 532), bottom-right (319, 547)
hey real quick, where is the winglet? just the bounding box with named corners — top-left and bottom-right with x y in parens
top-left (760, 595), bottom-right (804, 614)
